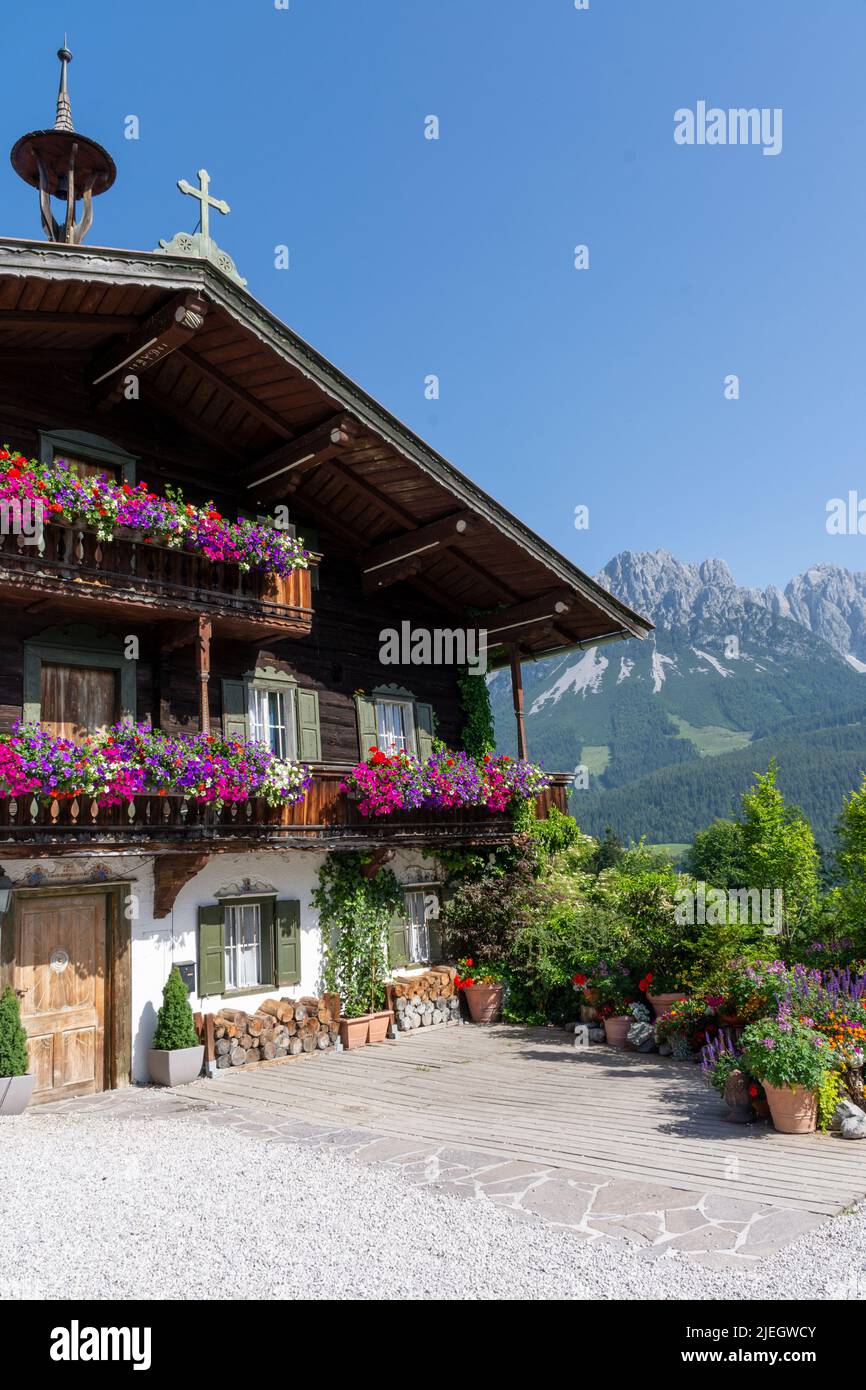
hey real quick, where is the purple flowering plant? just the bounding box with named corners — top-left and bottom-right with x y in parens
top-left (0, 722), bottom-right (311, 808)
top-left (341, 746), bottom-right (550, 818)
top-left (740, 1017), bottom-right (835, 1092)
top-left (0, 450), bottom-right (309, 576)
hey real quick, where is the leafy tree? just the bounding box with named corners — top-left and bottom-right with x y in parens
top-left (834, 773), bottom-right (866, 950)
top-left (0, 985), bottom-right (29, 1077)
top-left (684, 819), bottom-right (749, 888)
top-left (151, 967), bottom-right (199, 1051)
top-left (739, 760), bottom-right (819, 937)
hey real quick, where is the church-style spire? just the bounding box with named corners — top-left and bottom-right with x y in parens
top-left (54, 42), bottom-right (74, 133)
top-left (9, 42), bottom-right (116, 245)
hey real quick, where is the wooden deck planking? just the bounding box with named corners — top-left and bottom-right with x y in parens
top-left (183, 1025), bottom-right (866, 1215)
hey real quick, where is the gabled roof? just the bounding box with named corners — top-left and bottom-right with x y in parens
top-left (0, 237), bottom-right (653, 659)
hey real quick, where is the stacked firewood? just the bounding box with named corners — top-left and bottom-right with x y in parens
top-left (391, 970), bottom-right (462, 1033)
top-left (212, 995), bottom-right (340, 1068)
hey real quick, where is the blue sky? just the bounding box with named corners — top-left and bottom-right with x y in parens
top-left (2, 0), bottom-right (865, 590)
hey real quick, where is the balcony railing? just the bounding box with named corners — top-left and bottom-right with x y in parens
top-left (0, 770), bottom-right (572, 848)
top-left (0, 523), bottom-right (315, 634)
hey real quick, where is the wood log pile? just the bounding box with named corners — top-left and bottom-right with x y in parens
top-left (391, 970), bottom-right (462, 1033)
top-left (212, 995), bottom-right (340, 1068)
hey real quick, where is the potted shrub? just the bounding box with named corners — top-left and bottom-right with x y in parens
top-left (640, 970), bottom-right (688, 1019)
top-left (594, 977), bottom-right (637, 1048)
top-left (740, 1017), bottom-right (835, 1134)
top-left (0, 985), bottom-right (35, 1115)
top-left (456, 957), bottom-right (505, 1024)
top-left (655, 997), bottom-right (716, 1060)
top-left (148, 967), bottom-right (204, 1085)
top-left (316, 853), bottom-right (399, 1048)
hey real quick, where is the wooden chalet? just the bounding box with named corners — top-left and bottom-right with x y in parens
top-left (0, 49), bottom-right (651, 1099)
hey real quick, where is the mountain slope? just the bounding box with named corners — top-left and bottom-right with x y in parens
top-left (490, 550), bottom-right (866, 847)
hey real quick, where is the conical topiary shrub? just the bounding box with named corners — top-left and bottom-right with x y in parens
top-left (0, 985), bottom-right (30, 1077)
top-left (151, 967), bottom-right (198, 1051)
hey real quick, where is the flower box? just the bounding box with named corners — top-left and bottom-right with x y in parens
top-left (0, 450), bottom-right (310, 577)
top-left (341, 747), bottom-right (550, 818)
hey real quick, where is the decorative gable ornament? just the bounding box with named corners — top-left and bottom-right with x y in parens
top-left (156, 167), bottom-right (247, 287)
top-left (215, 879), bottom-right (277, 899)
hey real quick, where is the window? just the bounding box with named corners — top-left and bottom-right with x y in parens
top-left (39, 429), bottom-right (137, 485)
top-left (23, 626), bottom-right (136, 731)
top-left (40, 662), bottom-right (118, 744)
top-left (355, 688), bottom-right (434, 761)
top-left (249, 685), bottom-right (296, 758)
top-left (389, 886), bottom-right (442, 967)
top-left (221, 671), bottom-right (321, 762)
top-left (375, 699), bottom-right (415, 755)
top-left (224, 901), bottom-right (264, 991)
top-left (198, 898), bottom-right (302, 997)
top-left (403, 890), bottom-right (431, 963)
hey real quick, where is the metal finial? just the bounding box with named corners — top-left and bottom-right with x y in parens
top-left (55, 43), bottom-right (74, 133)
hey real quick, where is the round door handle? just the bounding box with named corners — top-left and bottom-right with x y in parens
top-left (14, 988), bottom-right (26, 999)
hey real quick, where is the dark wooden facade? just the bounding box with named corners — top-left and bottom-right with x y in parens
top-left (0, 237), bottom-right (651, 859)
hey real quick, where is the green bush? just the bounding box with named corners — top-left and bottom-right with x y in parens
top-left (0, 985), bottom-right (29, 1077)
top-left (315, 852), bottom-right (401, 1018)
top-left (152, 967), bottom-right (199, 1051)
top-left (740, 1018), bottom-right (834, 1092)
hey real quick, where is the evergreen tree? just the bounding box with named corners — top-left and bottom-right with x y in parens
top-left (151, 967), bottom-right (199, 1051)
top-left (0, 985), bottom-right (30, 1077)
top-left (835, 774), bottom-right (866, 947)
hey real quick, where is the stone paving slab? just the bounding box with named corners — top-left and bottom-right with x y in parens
top-left (43, 1080), bottom-right (827, 1266)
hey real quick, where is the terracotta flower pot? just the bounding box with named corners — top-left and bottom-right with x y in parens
top-left (339, 1016), bottom-right (371, 1050)
top-left (463, 983), bottom-right (503, 1024)
top-left (603, 1015), bottom-right (631, 1048)
top-left (366, 1011), bottom-right (391, 1044)
top-left (647, 991), bottom-right (688, 1019)
top-left (0, 1074), bottom-right (36, 1115)
top-left (763, 1082), bottom-right (818, 1134)
top-left (148, 1044), bottom-right (204, 1086)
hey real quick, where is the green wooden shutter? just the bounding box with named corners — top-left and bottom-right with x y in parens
top-left (198, 904), bottom-right (225, 996)
top-left (389, 905), bottom-right (412, 968)
top-left (275, 899), bottom-right (301, 986)
top-left (221, 678), bottom-right (250, 741)
top-left (415, 703), bottom-right (435, 760)
top-left (258, 898), bottom-right (275, 987)
top-left (355, 694), bottom-right (378, 758)
top-left (295, 688), bottom-right (321, 762)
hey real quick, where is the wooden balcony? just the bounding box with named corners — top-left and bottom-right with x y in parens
top-left (0, 522), bottom-right (315, 638)
top-left (0, 770), bottom-right (572, 853)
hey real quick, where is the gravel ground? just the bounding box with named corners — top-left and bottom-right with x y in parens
top-left (2, 1110), bottom-right (865, 1300)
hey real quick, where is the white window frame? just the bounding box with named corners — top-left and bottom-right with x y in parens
top-left (224, 900), bottom-right (265, 992)
top-left (375, 698), bottom-right (416, 755)
top-left (401, 884), bottom-right (441, 964)
top-left (248, 682), bottom-right (297, 758)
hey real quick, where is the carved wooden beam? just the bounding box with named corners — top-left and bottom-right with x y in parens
top-left (196, 615), bottom-right (212, 733)
top-left (361, 511), bottom-right (476, 593)
top-left (244, 413), bottom-right (359, 503)
top-left (90, 292), bottom-right (209, 405)
top-left (153, 851), bottom-right (210, 919)
top-left (476, 590), bottom-right (575, 645)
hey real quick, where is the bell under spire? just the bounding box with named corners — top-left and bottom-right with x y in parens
top-left (9, 42), bottom-right (116, 244)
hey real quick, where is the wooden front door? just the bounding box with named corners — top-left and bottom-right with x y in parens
top-left (12, 895), bottom-right (107, 1104)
